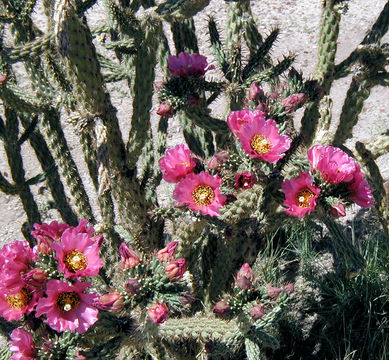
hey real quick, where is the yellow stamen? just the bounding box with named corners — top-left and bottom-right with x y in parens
top-left (250, 135), bottom-right (271, 155)
top-left (56, 292), bottom-right (80, 312)
top-left (6, 288), bottom-right (31, 309)
top-left (63, 250), bottom-right (87, 273)
top-left (296, 188), bottom-right (315, 207)
top-left (181, 162), bottom-right (191, 167)
top-left (192, 185), bottom-right (215, 206)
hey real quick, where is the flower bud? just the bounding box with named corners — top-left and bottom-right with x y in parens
top-left (212, 300), bottom-right (231, 317)
top-left (156, 241), bottom-right (178, 262)
top-left (330, 203), bottom-right (346, 218)
top-left (148, 302), bottom-right (169, 324)
top-left (256, 102), bottom-right (269, 114)
top-left (125, 278), bottom-right (141, 295)
top-left (157, 102), bottom-right (174, 117)
top-left (267, 285), bottom-right (282, 299)
top-left (236, 263), bottom-right (254, 290)
top-left (249, 304), bottom-right (265, 320)
top-left (119, 243), bottom-right (140, 269)
top-left (94, 291), bottom-right (124, 311)
top-left (165, 258), bottom-right (187, 280)
top-left (207, 151), bottom-right (229, 170)
top-left (281, 93), bottom-right (308, 113)
top-left (21, 268), bottom-right (47, 289)
top-left (248, 82), bottom-right (264, 102)
top-left (178, 292), bottom-right (196, 305)
top-left (283, 283), bottom-right (295, 294)
top-left (0, 74), bottom-right (7, 86)
top-left (234, 171), bottom-right (256, 190)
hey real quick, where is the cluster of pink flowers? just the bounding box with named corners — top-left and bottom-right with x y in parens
top-left (227, 110), bottom-right (291, 163)
top-left (0, 219), bottom-right (103, 351)
top-left (159, 144), bottom-right (227, 216)
top-left (119, 240), bottom-right (188, 324)
top-left (282, 145), bottom-right (374, 218)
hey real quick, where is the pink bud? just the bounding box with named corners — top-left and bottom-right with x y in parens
top-left (281, 93), bottom-right (308, 113)
top-left (0, 74), bottom-right (7, 86)
top-left (157, 102), bottom-right (174, 117)
top-left (248, 82), bottom-right (264, 102)
top-left (267, 285), bottom-right (282, 299)
top-left (212, 300), bottom-right (231, 317)
top-left (165, 258), bottom-right (187, 280)
top-left (178, 292), bottom-right (196, 305)
top-left (234, 171), bottom-right (256, 190)
top-left (249, 304), bottom-right (265, 320)
top-left (156, 241), bottom-right (178, 262)
top-left (21, 268), bottom-right (47, 289)
top-left (125, 278), bottom-right (141, 295)
top-left (207, 151), bottom-right (229, 170)
top-left (148, 302), bottom-right (169, 324)
top-left (283, 283), bottom-right (295, 294)
top-left (94, 291), bottom-right (124, 310)
top-left (236, 263), bottom-right (255, 290)
top-left (119, 243), bottom-right (140, 269)
top-left (256, 102), bottom-right (269, 114)
top-left (330, 203), bottom-right (346, 218)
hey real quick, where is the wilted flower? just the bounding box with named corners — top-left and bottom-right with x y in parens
top-left (207, 151), bottom-right (229, 170)
top-left (94, 292), bottom-right (124, 311)
top-left (234, 171), bottom-right (256, 189)
top-left (168, 52), bottom-right (214, 77)
top-left (159, 144), bottom-right (197, 183)
top-left (165, 258), bottom-right (187, 281)
top-left (282, 172), bottom-right (321, 218)
top-left (173, 171), bottom-right (226, 217)
top-left (178, 293), bottom-right (196, 305)
top-left (148, 302), bottom-right (169, 324)
top-left (249, 304), bottom-right (265, 320)
top-left (125, 278), bottom-right (141, 295)
top-left (21, 268), bottom-right (47, 290)
top-left (236, 263), bottom-right (255, 290)
top-left (156, 241), bottom-right (178, 262)
top-left (281, 93), bottom-right (308, 113)
top-left (330, 203), bottom-right (346, 218)
top-left (119, 243), bottom-right (140, 269)
top-left (157, 102), bottom-right (173, 117)
top-left (9, 328), bottom-right (36, 360)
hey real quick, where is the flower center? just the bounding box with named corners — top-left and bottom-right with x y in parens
top-left (56, 292), bottom-right (80, 312)
top-left (6, 288), bottom-right (31, 309)
top-left (192, 185), bottom-right (215, 206)
top-left (63, 250), bottom-right (87, 273)
top-left (296, 188), bottom-right (315, 207)
top-left (250, 135), bottom-right (271, 154)
top-left (181, 162), bottom-right (191, 167)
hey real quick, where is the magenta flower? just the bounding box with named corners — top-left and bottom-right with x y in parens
top-left (35, 280), bottom-right (99, 333)
top-left (159, 144), bottom-right (197, 183)
top-left (0, 287), bottom-right (41, 321)
top-left (348, 165), bottom-right (374, 208)
top-left (119, 243), bottom-right (140, 269)
top-left (173, 171), bottom-right (227, 217)
top-left (148, 302), bottom-right (169, 324)
top-left (31, 221), bottom-right (70, 254)
top-left (227, 109), bottom-right (262, 136)
top-left (282, 172), bottom-right (321, 218)
top-left (156, 241), bottom-right (178, 262)
top-left (234, 171), bottom-right (256, 189)
top-left (164, 258), bottom-right (187, 281)
top-left (9, 328), bottom-right (36, 360)
top-left (238, 117), bottom-right (291, 163)
top-left (168, 52), bottom-right (214, 77)
top-left (236, 263), bottom-right (255, 290)
top-left (53, 232), bottom-right (103, 278)
top-left (308, 145), bottom-right (358, 184)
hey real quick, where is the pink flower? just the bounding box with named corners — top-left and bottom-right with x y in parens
top-left (330, 203), bottom-right (346, 218)
top-left (348, 165), bottom-right (374, 207)
top-left (234, 171), bottom-right (256, 189)
top-left (308, 146), bottom-right (358, 184)
top-left (66, 219), bottom-right (103, 246)
top-left (282, 172), bottom-right (321, 218)
top-left (281, 93), bottom-right (308, 113)
top-left (53, 232), bottom-right (103, 278)
top-left (119, 243), bottom-right (140, 269)
top-left (94, 292), bottom-right (124, 311)
top-left (249, 304), bottom-right (265, 320)
top-left (159, 144), bottom-right (197, 183)
top-left (227, 110), bottom-right (262, 136)
top-left (157, 102), bottom-right (174, 117)
top-left (21, 268), bottom-right (47, 290)
top-left (9, 328), bottom-right (36, 360)
top-left (236, 263), bottom-right (255, 290)
top-left (168, 52), bottom-right (214, 77)
top-left (238, 117), bottom-right (291, 163)
top-left (248, 82), bottom-right (265, 102)
top-left (207, 151), bottom-right (229, 170)
top-left (164, 258), bottom-right (187, 280)
top-left (35, 280), bottom-right (99, 333)
top-left (156, 241), bottom-right (178, 262)
top-left (31, 221), bottom-right (70, 254)
top-left (148, 302), bottom-right (168, 324)
top-left (173, 171), bottom-right (227, 217)
top-left (0, 287), bottom-right (41, 321)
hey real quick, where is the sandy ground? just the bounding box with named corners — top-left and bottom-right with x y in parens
top-left (0, 0), bottom-right (388, 345)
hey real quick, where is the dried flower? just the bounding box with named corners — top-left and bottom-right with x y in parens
top-left (156, 241), bottom-right (178, 262)
top-left (125, 278), bottom-right (141, 295)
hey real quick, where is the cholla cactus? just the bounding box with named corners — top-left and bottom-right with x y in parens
top-left (0, 0), bottom-right (387, 358)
